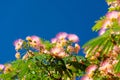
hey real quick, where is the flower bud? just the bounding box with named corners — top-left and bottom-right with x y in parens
top-left (74, 43), bottom-right (80, 53)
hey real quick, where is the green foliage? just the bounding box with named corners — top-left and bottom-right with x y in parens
top-left (83, 32), bottom-right (113, 57)
top-left (106, 0), bottom-right (116, 2)
top-left (92, 18), bottom-right (104, 32)
top-left (0, 54), bottom-right (87, 80)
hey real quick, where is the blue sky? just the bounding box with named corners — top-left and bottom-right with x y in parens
top-left (0, 0), bottom-right (108, 63)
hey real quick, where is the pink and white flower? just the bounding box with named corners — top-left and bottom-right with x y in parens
top-left (86, 64), bottom-right (98, 75)
top-left (106, 11), bottom-right (120, 20)
top-left (68, 34), bottom-right (79, 42)
top-left (26, 35), bottom-right (41, 49)
top-left (99, 59), bottom-right (113, 74)
top-left (50, 47), bottom-right (62, 55)
top-left (14, 39), bottom-right (23, 51)
top-left (51, 38), bottom-right (58, 43)
top-left (56, 32), bottom-right (68, 40)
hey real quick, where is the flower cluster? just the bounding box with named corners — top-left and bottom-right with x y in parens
top-left (99, 11), bottom-right (120, 35)
top-left (1, 0), bottom-right (120, 80)
top-left (13, 32), bottom-right (80, 60)
top-left (51, 32), bottom-right (80, 58)
top-left (0, 32), bottom-right (84, 80)
top-left (81, 46), bottom-right (120, 80)
top-left (81, 64), bottom-right (97, 80)
top-left (82, 1), bottom-right (120, 79)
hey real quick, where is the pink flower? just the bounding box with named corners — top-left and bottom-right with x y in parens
top-left (99, 59), bottom-right (113, 73)
top-left (113, 45), bottom-right (120, 53)
top-left (56, 32), bottom-right (68, 40)
top-left (31, 35), bottom-right (41, 45)
top-left (100, 59), bottom-right (109, 67)
top-left (106, 11), bottom-right (120, 20)
top-left (50, 47), bottom-right (62, 55)
top-left (26, 35), bottom-right (41, 49)
top-left (51, 38), bottom-right (58, 43)
top-left (0, 64), bottom-right (4, 70)
top-left (50, 47), bottom-right (66, 58)
top-left (14, 39), bottom-right (23, 51)
top-left (68, 34), bottom-right (79, 42)
top-left (85, 64), bottom-right (98, 74)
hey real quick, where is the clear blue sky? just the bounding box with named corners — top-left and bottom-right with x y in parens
top-left (0, 0), bottom-right (108, 63)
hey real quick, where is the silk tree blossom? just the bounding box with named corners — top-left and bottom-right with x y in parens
top-left (56, 32), bottom-right (68, 40)
top-left (113, 45), bottom-right (120, 53)
top-left (99, 59), bottom-right (113, 75)
top-left (26, 35), bottom-right (42, 50)
top-left (59, 39), bottom-right (67, 46)
top-left (51, 38), bottom-right (58, 43)
top-left (55, 39), bottom-right (67, 48)
top-left (50, 47), bottom-right (62, 55)
top-left (85, 64), bottom-right (98, 75)
top-left (0, 64), bottom-right (5, 70)
top-left (14, 39), bottom-right (24, 51)
top-left (56, 42), bottom-right (63, 48)
top-left (68, 34), bottom-right (79, 42)
top-left (26, 35), bottom-right (41, 46)
top-left (99, 11), bottom-right (120, 36)
top-left (50, 47), bottom-right (67, 58)
top-left (106, 11), bottom-right (120, 20)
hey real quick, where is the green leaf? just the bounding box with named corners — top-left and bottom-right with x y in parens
top-left (82, 30), bottom-right (114, 58)
top-left (92, 18), bottom-right (104, 32)
top-left (106, 0), bottom-right (116, 2)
